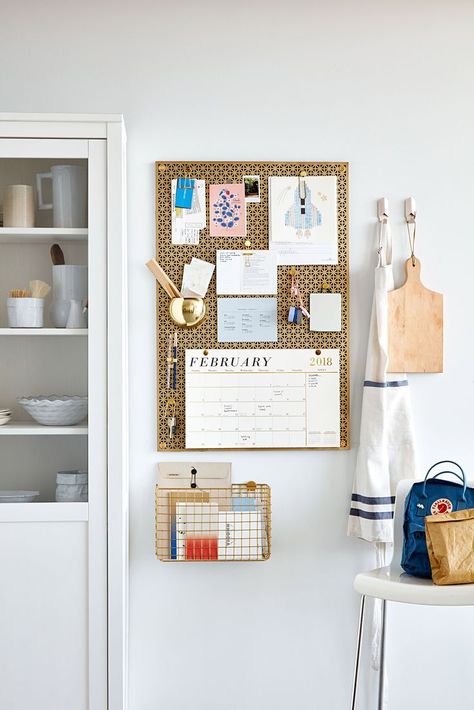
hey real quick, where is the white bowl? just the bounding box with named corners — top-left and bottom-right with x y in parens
top-left (0, 415), bottom-right (11, 426)
top-left (17, 395), bottom-right (88, 426)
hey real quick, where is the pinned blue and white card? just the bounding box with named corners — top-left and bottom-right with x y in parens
top-left (175, 178), bottom-right (195, 209)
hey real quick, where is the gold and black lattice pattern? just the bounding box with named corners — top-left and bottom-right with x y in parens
top-left (155, 161), bottom-right (349, 451)
top-left (155, 483), bottom-right (271, 562)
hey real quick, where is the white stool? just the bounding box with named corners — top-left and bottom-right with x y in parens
top-left (351, 479), bottom-right (474, 709)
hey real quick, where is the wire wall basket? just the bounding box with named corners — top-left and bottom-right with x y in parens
top-left (156, 482), bottom-right (271, 562)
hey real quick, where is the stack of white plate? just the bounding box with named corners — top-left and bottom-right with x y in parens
top-left (0, 408), bottom-right (12, 426)
top-left (0, 490), bottom-right (39, 503)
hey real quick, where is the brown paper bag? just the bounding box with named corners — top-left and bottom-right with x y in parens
top-left (425, 508), bottom-right (474, 585)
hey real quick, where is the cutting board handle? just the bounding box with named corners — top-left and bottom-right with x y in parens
top-left (404, 256), bottom-right (422, 285)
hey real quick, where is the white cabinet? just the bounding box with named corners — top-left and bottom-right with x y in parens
top-left (0, 115), bottom-right (128, 710)
top-left (0, 515), bottom-right (89, 710)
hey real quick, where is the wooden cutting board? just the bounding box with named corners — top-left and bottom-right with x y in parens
top-left (388, 258), bottom-right (443, 372)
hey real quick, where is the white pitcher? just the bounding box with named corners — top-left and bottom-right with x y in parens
top-left (66, 299), bottom-right (88, 329)
top-left (36, 165), bottom-right (87, 228)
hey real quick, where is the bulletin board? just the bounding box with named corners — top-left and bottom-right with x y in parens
top-left (155, 161), bottom-right (349, 451)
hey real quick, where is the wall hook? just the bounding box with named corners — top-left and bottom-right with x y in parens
top-left (405, 197), bottom-right (416, 224)
top-left (377, 198), bottom-right (389, 223)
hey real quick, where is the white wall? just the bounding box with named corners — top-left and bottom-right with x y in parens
top-left (2, 1), bottom-right (474, 708)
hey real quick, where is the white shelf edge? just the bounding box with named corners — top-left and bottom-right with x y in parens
top-left (0, 328), bottom-right (88, 336)
top-left (0, 502), bottom-right (88, 522)
top-left (0, 227), bottom-right (88, 243)
top-left (0, 112), bottom-right (123, 122)
top-left (0, 422), bottom-right (88, 436)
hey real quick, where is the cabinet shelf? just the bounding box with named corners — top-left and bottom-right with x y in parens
top-left (0, 227), bottom-right (88, 244)
top-left (0, 328), bottom-right (88, 336)
top-left (0, 502), bottom-right (88, 522)
top-left (0, 422), bottom-right (88, 436)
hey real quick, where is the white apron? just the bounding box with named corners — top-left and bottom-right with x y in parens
top-left (348, 220), bottom-right (417, 543)
top-left (348, 220), bottom-right (418, 704)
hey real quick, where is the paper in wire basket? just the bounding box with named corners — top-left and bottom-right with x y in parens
top-left (155, 483), bottom-right (271, 562)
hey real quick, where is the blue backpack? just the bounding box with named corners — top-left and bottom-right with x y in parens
top-left (401, 461), bottom-right (473, 578)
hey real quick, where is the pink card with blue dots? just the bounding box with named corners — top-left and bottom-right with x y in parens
top-left (210, 183), bottom-right (246, 237)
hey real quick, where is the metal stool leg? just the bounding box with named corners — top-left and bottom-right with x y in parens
top-left (351, 595), bottom-right (366, 710)
top-left (377, 599), bottom-right (387, 710)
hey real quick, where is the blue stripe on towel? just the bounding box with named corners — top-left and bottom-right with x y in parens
top-left (349, 508), bottom-right (394, 520)
top-left (351, 494), bottom-right (395, 505)
top-left (363, 380), bottom-right (408, 388)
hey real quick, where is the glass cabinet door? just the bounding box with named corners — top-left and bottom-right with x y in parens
top-left (0, 137), bottom-right (107, 710)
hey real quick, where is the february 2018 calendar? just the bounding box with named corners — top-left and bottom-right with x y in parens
top-left (185, 349), bottom-right (340, 449)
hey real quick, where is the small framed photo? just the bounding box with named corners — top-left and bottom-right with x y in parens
top-left (243, 175), bottom-right (260, 203)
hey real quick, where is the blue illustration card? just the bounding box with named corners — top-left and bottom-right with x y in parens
top-left (175, 178), bottom-right (195, 209)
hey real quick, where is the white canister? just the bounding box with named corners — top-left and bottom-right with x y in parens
top-left (36, 165), bottom-right (87, 228)
top-left (7, 297), bottom-right (44, 328)
top-left (3, 185), bottom-right (35, 227)
top-left (52, 265), bottom-right (88, 301)
top-left (55, 470), bottom-right (88, 502)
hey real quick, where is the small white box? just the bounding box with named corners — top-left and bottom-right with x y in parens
top-left (309, 293), bottom-right (342, 332)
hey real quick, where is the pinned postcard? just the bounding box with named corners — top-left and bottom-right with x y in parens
top-left (181, 257), bottom-right (215, 298)
top-left (217, 297), bottom-right (277, 343)
top-left (216, 250), bottom-right (277, 295)
top-left (269, 176), bottom-right (338, 264)
top-left (243, 175), bottom-right (260, 203)
top-left (210, 184), bottom-right (246, 237)
top-left (171, 179), bottom-right (206, 245)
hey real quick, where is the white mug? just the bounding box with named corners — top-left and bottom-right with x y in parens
top-left (3, 184), bottom-right (35, 227)
top-left (36, 165), bottom-right (87, 228)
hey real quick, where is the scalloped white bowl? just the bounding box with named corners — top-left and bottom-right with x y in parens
top-left (17, 395), bottom-right (88, 426)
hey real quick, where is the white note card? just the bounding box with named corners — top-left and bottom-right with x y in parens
top-left (309, 293), bottom-right (342, 332)
top-left (185, 348), bottom-right (340, 449)
top-left (216, 250), bottom-right (277, 295)
top-left (181, 258), bottom-right (215, 298)
top-left (171, 179), bottom-right (206, 245)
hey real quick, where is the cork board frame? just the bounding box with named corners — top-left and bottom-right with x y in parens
top-left (155, 161), bottom-right (349, 451)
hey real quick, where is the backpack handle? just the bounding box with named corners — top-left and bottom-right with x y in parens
top-left (422, 460), bottom-right (466, 500)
